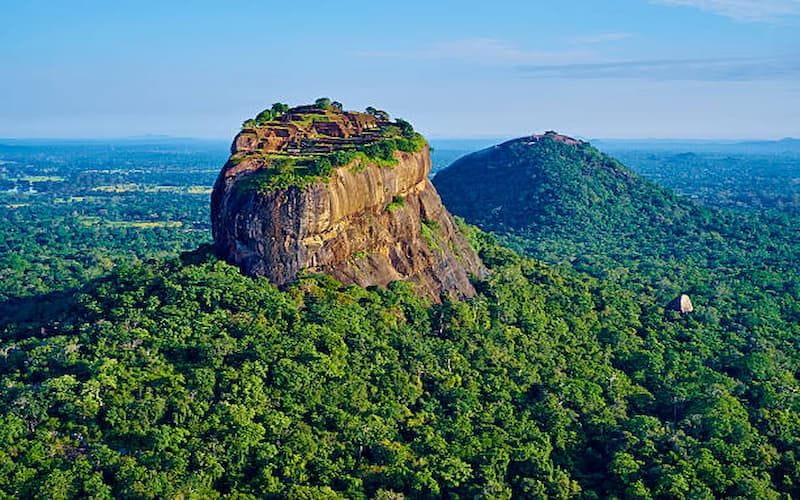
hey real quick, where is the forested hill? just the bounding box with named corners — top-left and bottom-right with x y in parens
top-left (1, 132), bottom-right (800, 498)
top-left (433, 132), bottom-right (800, 299)
top-left (433, 131), bottom-right (703, 235)
top-left (3, 232), bottom-right (800, 498)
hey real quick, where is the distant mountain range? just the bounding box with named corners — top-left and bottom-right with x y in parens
top-left (592, 137), bottom-right (800, 153)
top-left (2, 136), bottom-right (797, 153)
top-left (0, 136), bottom-right (229, 146)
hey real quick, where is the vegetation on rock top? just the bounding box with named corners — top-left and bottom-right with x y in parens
top-left (232, 99), bottom-right (427, 193)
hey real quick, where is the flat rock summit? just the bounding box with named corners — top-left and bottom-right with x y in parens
top-left (211, 100), bottom-right (485, 301)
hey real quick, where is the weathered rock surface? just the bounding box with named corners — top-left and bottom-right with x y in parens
top-left (211, 106), bottom-right (485, 302)
top-left (531, 130), bottom-right (585, 146)
top-left (235, 108), bottom-right (383, 158)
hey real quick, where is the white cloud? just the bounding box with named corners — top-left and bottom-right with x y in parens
top-left (517, 55), bottom-right (800, 81)
top-left (357, 38), bottom-right (590, 65)
top-left (569, 32), bottom-right (635, 44)
top-left (652, 0), bottom-right (800, 21)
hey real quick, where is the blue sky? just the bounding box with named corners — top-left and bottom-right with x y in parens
top-left (1, 0), bottom-right (798, 139)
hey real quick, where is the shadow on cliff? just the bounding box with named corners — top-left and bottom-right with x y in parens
top-left (0, 241), bottom-right (498, 344)
top-left (0, 286), bottom-right (83, 340)
top-left (0, 247), bottom-right (217, 340)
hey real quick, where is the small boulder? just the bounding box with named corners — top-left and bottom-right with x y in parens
top-left (668, 294), bottom-right (694, 314)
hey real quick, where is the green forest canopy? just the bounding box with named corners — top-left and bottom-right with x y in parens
top-left (1, 229), bottom-right (799, 498)
top-left (1, 136), bottom-right (800, 498)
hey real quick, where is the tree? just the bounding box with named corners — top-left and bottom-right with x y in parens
top-left (271, 102), bottom-right (290, 116)
top-left (315, 97), bottom-right (332, 110)
top-left (395, 118), bottom-right (415, 138)
top-left (366, 106), bottom-right (390, 121)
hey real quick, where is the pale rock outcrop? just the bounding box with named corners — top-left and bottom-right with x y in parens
top-left (668, 294), bottom-right (694, 314)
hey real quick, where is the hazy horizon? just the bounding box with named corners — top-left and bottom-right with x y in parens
top-left (2, 0), bottom-right (799, 140)
top-left (1, 134), bottom-right (797, 143)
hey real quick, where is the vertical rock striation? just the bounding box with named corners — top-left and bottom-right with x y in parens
top-left (211, 103), bottom-right (485, 302)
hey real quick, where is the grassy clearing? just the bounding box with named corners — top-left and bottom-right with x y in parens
top-left (91, 184), bottom-right (212, 194)
top-left (77, 216), bottom-right (183, 229)
top-left (54, 196), bottom-right (103, 204)
top-left (19, 176), bottom-right (65, 182)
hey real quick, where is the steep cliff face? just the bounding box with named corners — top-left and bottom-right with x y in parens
top-left (211, 103), bottom-right (484, 301)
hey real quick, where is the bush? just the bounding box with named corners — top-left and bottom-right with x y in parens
top-left (386, 195), bottom-right (405, 213)
top-left (255, 109), bottom-right (274, 125)
top-left (359, 140), bottom-right (395, 162)
top-left (273, 158), bottom-right (296, 175)
top-left (312, 157), bottom-right (333, 177)
top-left (331, 150), bottom-right (357, 167)
top-left (394, 133), bottom-right (427, 153)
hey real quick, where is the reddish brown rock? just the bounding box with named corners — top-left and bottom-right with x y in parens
top-left (238, 110), bottom-right (380, 155)
top-left (531, 131), bottom-right (584, 146)
top-left (211, 106), bottom-right (485, 302)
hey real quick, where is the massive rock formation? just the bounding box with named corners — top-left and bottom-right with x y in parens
top-left (211, 103), bottom-right (485, 302)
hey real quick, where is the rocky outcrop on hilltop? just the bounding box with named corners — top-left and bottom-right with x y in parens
top-left (531, 131), bottom-right (585, 146)
top-left (211, 102), bottom-right (485, 302)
